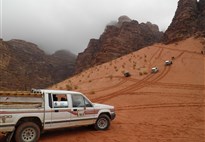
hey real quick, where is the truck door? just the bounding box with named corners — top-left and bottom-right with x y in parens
top-left (50, 93), bottom-right (71, 129)
top-left (70, 94), bottom-right (96, 126)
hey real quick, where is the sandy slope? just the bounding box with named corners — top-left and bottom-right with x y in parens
top-left (1, 37), bottom-right (205, 142)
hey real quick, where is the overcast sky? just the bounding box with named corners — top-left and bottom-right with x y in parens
top-left (0, 0), bottom-right (179, 54)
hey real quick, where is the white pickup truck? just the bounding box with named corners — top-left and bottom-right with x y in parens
top-left (0, 89), bottom-right (116, 142)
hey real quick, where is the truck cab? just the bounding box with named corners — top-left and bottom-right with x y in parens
top-left (43, 90), bottom-right (115, 130)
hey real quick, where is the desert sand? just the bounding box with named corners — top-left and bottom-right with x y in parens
top-left (1, 37), bottom-right (204, 142)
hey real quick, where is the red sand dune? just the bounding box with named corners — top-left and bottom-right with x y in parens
top-left (1, 37), bottom-right (205, 142)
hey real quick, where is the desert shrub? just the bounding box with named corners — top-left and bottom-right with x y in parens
top-left (133, 64), bottom-right (136, 69)
top-left (66, 84), bottom-right (72, 90)
top-left (90, 90), bottom-right (95, 94)
top-left (109, 75), bottom-right (113, 80)
top-left (143, 71), bottom-right (148, 75)
top-left (139, 72), bottom-right (143, 76)
top-left (74, 86), bottom-right (78, 89)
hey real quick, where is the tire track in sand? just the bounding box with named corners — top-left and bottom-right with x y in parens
top-left (93, 73), bottom-right (154, 102)
top-left (116, 103), bottom-right (205, 111)
top-left (93, 50), bottom-right (184, 102)
top-left (94, 66), bottom-right (171, 102)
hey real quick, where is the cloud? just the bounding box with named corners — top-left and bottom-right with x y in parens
top-left (1, 0), bottom-right (178, 54)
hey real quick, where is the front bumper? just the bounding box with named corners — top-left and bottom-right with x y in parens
top-left (110, 112), bottom-right (116, 120)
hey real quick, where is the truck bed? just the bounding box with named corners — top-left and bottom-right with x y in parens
top-left (0, 91), bottom-right (43, 109)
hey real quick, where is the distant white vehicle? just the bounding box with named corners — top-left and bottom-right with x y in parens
top-left (151, 67), bottom-right (159, 73)
top-left (0, 89), bottom-right (116, 142)
top-left (165, 60), bottom-right (172, 66)
top-left (123, 71), bottom-right (131, 77)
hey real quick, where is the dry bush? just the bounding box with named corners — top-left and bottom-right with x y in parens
top-left (143, 71), bottom-right (148, 75)
top-left (74, 86), bottom-right (78, 89)
top-left (109, 75), bottom-right (113, 80)
top-left (133, 64), bottom-right (136, 69)
top-left (90, 90), bottom-right (95, 94)
top-left (139, 72), bottom-right (143, 76)
top-left (66, 84), bottom-right (72, 90)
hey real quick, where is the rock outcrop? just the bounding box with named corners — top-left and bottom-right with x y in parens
top-left (164, 0), bottom-right (205, 43)
top-left (0, 39), bottom-right (76, 90)
top-left (76, 16), bottom-right (163, 73)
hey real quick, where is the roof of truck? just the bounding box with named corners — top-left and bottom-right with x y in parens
top-left (32, 89), bottom-right (82, 95)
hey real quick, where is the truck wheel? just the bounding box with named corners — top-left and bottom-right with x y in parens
top-left (95, 114), bottom-right (110, 130)
top-left (15, 122), bottom-right (40, 142)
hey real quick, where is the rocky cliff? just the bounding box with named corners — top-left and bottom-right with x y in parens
top-left (164, 0), bottom-right (205, 43)
top-left (76, 16), bottom-right (163, 73)
top-left (0, 39), bottom-right (76, 90)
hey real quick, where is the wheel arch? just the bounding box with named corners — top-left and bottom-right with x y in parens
top-left (98, 112), bottom-right (111, 120)
top-left (16, 117), bottom-right (43, 131)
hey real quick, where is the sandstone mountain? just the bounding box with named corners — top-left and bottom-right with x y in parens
top-left (0, 39), bottom-right (76, 90)
top-left (164, 0), bottom-right (205, 43)
top-left (76, 16), bottom-right (163, 73)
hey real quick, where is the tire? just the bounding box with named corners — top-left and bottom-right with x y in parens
top-left (94, 114), bottom-right (110, 130)
top-left (15, 122), bottom-right (40, 142)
